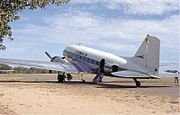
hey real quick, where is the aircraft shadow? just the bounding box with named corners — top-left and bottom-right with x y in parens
top-left (96, 83), bottom-right (171, 89)
top-left (0, 80), bottom-right (172, 89)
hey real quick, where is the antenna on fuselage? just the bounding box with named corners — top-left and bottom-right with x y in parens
top-left (73, 43), bottom-right (82, 46)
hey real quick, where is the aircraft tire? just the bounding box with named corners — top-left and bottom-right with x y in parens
top-left (93, 75), bottom-right (102, 84)
top-left (136, 81), bottom-right (141, 87)
top-left (58, 75), bottom-right (65, 83)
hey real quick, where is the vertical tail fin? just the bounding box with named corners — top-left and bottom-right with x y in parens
top-left (134, 35), bottom-right (160, 75)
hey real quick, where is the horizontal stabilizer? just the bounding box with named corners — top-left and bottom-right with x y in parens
top-left (159, 72), bottom-right (180, 77)
top-left (111, 70), bottom-right (160, 79)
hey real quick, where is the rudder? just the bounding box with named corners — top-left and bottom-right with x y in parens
top-left (134, 35), bottom-right (160, 75)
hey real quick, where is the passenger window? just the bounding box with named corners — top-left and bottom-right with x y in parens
top-left (76, 55), bottom-right (79, 59)
top-left (92, 60), bottom-right (95, 64)
top-left (90, 59), bottom-right (93, 64)
top-left (96, 61), bottom-right (99, 65)
top-left (87, 58), bottom-right (90, 63)
top-left (82, 57), bottom-right (85, 61)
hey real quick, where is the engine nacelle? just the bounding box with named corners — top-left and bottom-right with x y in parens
top-left (51, 56), bottom-right (65, 63)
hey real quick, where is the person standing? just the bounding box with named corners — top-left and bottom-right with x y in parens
top-left (174, 71), bottom-right (179, 83)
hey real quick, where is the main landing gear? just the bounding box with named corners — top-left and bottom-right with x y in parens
top-left (57, 72), bottom-right (66, 83)
top-left (57, 72), bottom-right (73, 83)
top-left (93, 73), bottom-right (104, 84)
top-left (93, 59), bottom-right (105, 84)
top-left (133, 78), bottom-right (141, 87)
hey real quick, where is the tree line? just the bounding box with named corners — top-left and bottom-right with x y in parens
top-left (165, 70), bottom-right (179, 73)
top-left (0, 64), bottom-right (56, 74)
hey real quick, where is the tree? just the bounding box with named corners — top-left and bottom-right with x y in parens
top-left (165, 70), bottom-right (178, 73)
top-left (0, 64), bottom-right (12, 70)
top-left (0, 0), bottom-right (70, 50)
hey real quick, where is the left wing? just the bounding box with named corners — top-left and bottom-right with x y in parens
top-left (0, 58), bottom-right (78, 73)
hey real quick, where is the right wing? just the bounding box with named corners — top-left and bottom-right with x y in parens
top-left (0, 58), bottom-right (78, 73)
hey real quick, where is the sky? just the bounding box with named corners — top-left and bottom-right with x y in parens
top-left (0, 0), bottom-right (179, 65)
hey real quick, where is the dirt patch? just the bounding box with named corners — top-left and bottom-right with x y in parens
top-left (0, 103), bottom-right (17, 115)
top-left (0, 82), bottom-right (179, 115)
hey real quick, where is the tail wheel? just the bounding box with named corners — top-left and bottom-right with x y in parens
top-left (133, 78), bottom-right (141, 87)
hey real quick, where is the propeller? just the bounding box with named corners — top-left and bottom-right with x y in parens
top-left (45, 51), bottom-right (65, 61)
top-left (45, 52), bottom-right (52, 60)
top-left (45, 51), bottom-right (53, 73)
top-left (45, 51), bottom-right (65, 73)
top-left (99, 59), bottom-right (105, 73)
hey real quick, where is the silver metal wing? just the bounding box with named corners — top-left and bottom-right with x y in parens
top-left (0, 58), bottom-right (78, 73)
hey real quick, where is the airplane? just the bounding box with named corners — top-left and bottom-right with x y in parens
top-left (0, 35), bottom-right (160, 87)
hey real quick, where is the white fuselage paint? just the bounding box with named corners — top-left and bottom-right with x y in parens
top-left (64, 44), bottom-right (150, 74)
top-left (66, 45), bottom-right (127, 64)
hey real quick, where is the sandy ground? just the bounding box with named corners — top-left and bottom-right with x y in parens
top-left (0, 74), bottom-right (179, 115)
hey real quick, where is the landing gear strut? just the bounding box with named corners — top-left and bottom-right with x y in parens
top-left (67, 73), bottom-right (72, 81)
top-left (93, 73), bottom-right (104, 84)
top-left (133, 78), bottom-right (141, 87)
top-left (93, 59), bottom-right (105, 84)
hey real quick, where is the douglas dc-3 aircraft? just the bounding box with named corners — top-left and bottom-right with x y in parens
top-left (0, 35), bottom-right (160, 87)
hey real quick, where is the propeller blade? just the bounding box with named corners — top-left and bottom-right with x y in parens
top-left (45, 52), bottom-right (52, 59)
top-left (99, 59), bottom-right (105, 73)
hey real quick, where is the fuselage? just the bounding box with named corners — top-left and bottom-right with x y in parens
top-left (63, 44), bottom-right (127, 72)
top-left (63, 44), bottom-right (148, 75)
